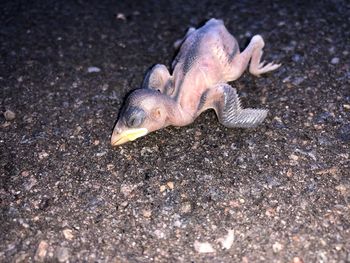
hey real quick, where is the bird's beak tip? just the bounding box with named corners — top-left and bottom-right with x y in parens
top-left (110, 128), bottom-right (148, 146)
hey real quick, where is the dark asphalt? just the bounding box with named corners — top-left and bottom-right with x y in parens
top-left (1, 0), bottom-right (350, 262)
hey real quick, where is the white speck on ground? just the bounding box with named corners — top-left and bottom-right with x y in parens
top-left (34, 240), bottom-right (49, 261)
top-left (154, 229), bottom-right (165, 239)
top-left (217, 229), bottom-right (234, 250)
top-left (331, 57), bottom-right (339, 64)
top-left (95, 151), bottom-right (107, 157)
top-left (38, 151), bottom-right (49, 160)
top-left (63, 229), bottom-right (74, 240)
top-left (116, 13), bottom-right (126, 21)
top-left (87, 66), bottom-right (101, 73)
top-left (272, 241), bottom-right (283, 253)
top-left (194, 240), bottom-right (216, 253)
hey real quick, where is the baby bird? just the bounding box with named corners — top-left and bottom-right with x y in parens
top-left (111, 18), bottom-right (281, 146)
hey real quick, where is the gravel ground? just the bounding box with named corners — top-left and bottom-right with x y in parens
top-left (1, 0), bottom-right (350, 262)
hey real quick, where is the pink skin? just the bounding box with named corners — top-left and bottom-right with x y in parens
top-left (111, 19), bottom-right (281, 145)
top-left (111, 90), bottom-right (193, 145)
top-left (171, 20), bottom-right (280, 116)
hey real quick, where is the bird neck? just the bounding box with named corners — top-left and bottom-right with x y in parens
top-left (160, 94), bottom-right (194, 127)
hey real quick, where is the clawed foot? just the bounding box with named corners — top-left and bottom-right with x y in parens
top-left (254, 60), bottom-right (281, 76)
top-left (248, 36), bottom-right (282, 77)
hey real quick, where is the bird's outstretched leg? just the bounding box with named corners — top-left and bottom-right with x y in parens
top-left (198, 83), bottom-right (268, 128)
top-left (225, 35), bottom-right (281, 81)
top-left (142, 64), bottom-right (174, 95)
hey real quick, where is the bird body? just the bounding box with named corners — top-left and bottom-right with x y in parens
top-left (111, 19), bottom-right (281, 146)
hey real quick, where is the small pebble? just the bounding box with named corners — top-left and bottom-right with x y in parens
top-left (272, 242), bottom-right (283, 253)
top-left (141, 147), bottom-right (153, 156)
top-left (229, 200), bottom-right (240, 208)
top-left (120, 201), bottom-right (128, 207)
top-left (292, 54), bottom-right (302, 63)
top-left (59, 143), bottom-right (66, 151)
top-left (38, 151), bottom-right (49, 160)
top-left (335, 184), bottom-right (347, 195)
top-left (96, 151), bottom-right (107, 157)
top-left (24, 177), bottom-right (37, 191)
top-left (21, 171), bottom-right (30, 177)
top-left (120, 184), bottom-right (137, 197)
top-left (63, 229), bottom-right (74, 240)
top-left (335, 244), bottom-right (343, 251)
top-left (34, 240), bottom-right (48, 261)
top-left (102, 84), bottom-right (109, 91)
top-left (14, 252), bottom-right (28, 262)
top-left (106, 164), bottom-right (115, 171)
top-left (289, 154), bottom-right (299, 161)
top-left (265, 207), bottom-right (276, 217)
top-left (56, 247), bottom-right (70, 262)
top-left (73, 126), bottom-right (82, 135)
top-left (282, 76), bottom-right (291, 83)
top-left (154, 229), bottom-right (165, 239)
top-left (142, 209), bottom-right (152, 218)
top-left (166, 181), bottom-right (174, 190)
top-left (173, 220), bottom-right (182, 228)
top-left (217, 229), bottom-right (234, 250)
top-left (160, 185), bottom-right (167, 192)
top-left (328, 46), bottom-right (335, 54)
top-left (293, 257), bottom-right (304, 263)
top-left (116, 13), bottom-right (126, 21)
top-left (87, 66), bottom-right (101, 73)
top-left (292, 76), bottom-right (305, 86)
top-left (331, 57), bottom-right (339, 64)
top-left (180, 202), bottom-right (192, 214)
top-left (4, 110), bottom-right (16, 121)
top-left (194, 240), bottom-right (216, 253)
top-left (194, 130), bottom-right (202, 138)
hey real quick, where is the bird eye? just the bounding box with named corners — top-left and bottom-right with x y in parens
top-left (127, 115), bottom-right (142, 127)
top-left (125, 107), bottom-right (146, 128)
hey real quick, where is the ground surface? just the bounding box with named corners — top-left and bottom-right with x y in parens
top-left (1, 0), bottom-right (350, 262)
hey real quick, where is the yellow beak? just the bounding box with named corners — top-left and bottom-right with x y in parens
top-left (111, 128), bottom-right (148, 146)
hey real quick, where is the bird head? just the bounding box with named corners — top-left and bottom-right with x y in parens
top-left (111, 89), bottom-right (171, 146)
